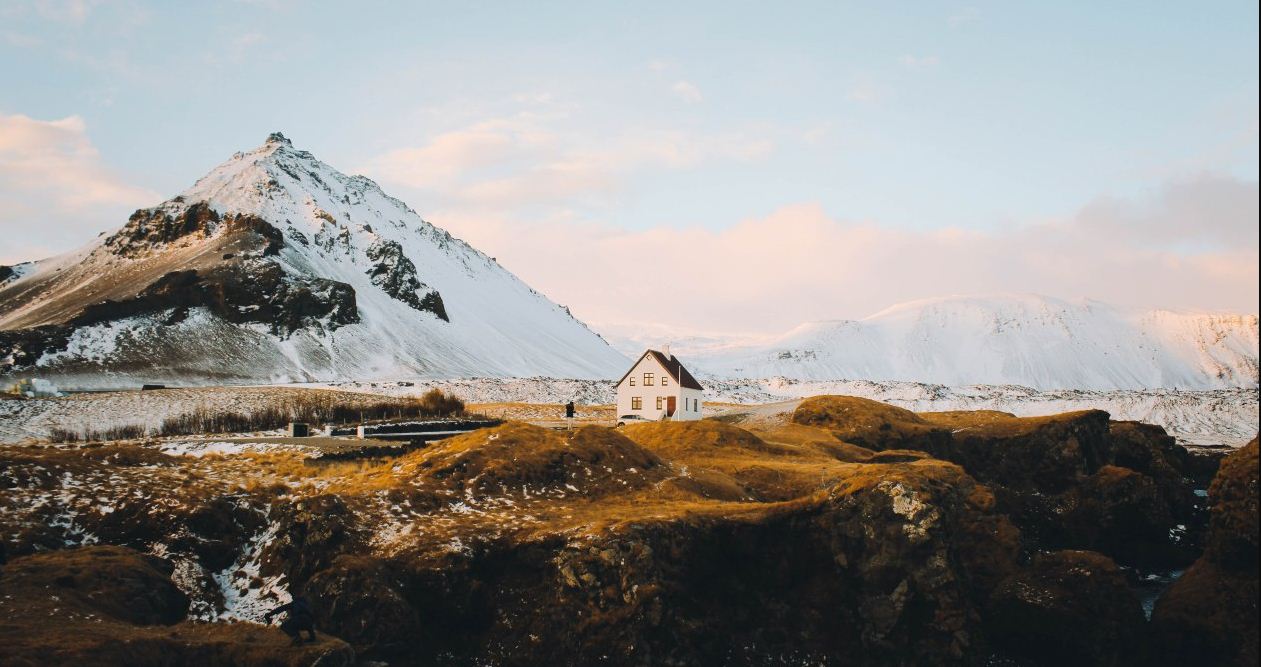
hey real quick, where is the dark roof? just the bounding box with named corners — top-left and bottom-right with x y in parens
top-left (615, 349), bottom-right (704, 391)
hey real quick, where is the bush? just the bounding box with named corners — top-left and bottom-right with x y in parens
top-left (417, 388), bottom-right (465, 417)
top-left (45, 389), bottom-right (469, 442)
top-left (48, 424), bottom-right (147, 443)
top-left (154, 389), bottom-right (468, 437)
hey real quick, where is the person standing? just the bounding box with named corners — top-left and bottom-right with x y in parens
top-left (265, 592), bottom-right (318, 645)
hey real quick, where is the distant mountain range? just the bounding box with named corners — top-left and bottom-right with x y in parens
top-left (1, 135), bottom-right (1254, 392)
top-left (0, 133), bottom-right (627, 388)
top-left (602, 295), bottom-right (1258, 391)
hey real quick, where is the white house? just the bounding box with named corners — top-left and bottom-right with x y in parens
top-left (614, 346), bottom-right (704, 425)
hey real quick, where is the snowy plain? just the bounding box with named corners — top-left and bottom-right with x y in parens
top-left (2, 378), bottom-right (1253, 449)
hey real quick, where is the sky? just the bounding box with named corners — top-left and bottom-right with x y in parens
top-left (1, 0), bottom-right (1257, 334)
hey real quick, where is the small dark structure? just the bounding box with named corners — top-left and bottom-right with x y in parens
top-left (141, 384), bottom-right (166, 391)
top-left (288, 422), bottom-right (311, 437)
top-left (341, 419), bottom-right (501, 443)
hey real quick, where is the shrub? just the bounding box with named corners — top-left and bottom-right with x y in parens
top-left (48, 424), bottom-right (148, 443)
top-left (46, 389), bottom-right (469, 441)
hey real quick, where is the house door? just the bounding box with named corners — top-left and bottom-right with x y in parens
top-left (666, 396), bottom-right (676, 417)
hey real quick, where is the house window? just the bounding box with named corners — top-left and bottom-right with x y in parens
top-left (631, 397), bottom-right (642, 410)
top-left (643, 373), bottom-right (654, 386)
top-left (661, 376), bottom-right (668, 387)
top-left (629, 376), bottom-right (636, 386)
top-left (656, 396), bottom-right (663, 409)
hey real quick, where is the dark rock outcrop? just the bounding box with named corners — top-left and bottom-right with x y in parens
top-left (1059, 464), bottom-right (1199, 569)
top-left (365, 239), bottom-right (448, 321)
top-left (67, 260), bottom-right (358, 337)
top-left (260, 494), bottom-right (367, 586)
top-left (0, 324), bottom-right (75, 372)
top-left (0, 546), bottom-right (355, 667)
top-left (1152, 437), bottom-right (1259, 666)
top-left (106, 202), bottom-right (222, 256)
top-left (986, 550), bottom-right (1147, 666)
top-left (794, 397), bottom-right (1203, 569)
top-left (105, 202), bottom-right (286, 258)
top-left (305, 555), bottom-right (423, 655)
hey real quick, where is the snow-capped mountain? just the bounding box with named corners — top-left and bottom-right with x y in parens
top-left (670, 295), bottom-right (1258, 391)
top-left (0, 133), bottom-right (627, 388)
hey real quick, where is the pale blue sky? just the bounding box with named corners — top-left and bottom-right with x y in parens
top-left (2, 1), bottom-right (1257, 329)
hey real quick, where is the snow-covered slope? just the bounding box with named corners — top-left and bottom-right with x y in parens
top-left (0, 133), bottom-right (627, 387)
top-left (677, 295), bottom-right (1258, 390)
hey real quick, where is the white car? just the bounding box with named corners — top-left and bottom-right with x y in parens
top-left (615, 414), bottom-right (651, 427)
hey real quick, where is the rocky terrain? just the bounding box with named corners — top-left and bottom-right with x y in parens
top-left (0, 133), bottom-right (626, 388)
top-left (1, 395), bottom-right (1253, 665)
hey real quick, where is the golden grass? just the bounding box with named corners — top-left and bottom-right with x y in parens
top-left (918, 409), bottom-right (1109, 437)
top-left (3, 398), bottom-right (1045, 576)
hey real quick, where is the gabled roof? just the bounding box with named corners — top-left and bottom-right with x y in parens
top-left (615, 349), bottom-right (704, 391)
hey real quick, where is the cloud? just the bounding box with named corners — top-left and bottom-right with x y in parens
top-left (227, 31), bottom-right (265, 61)
top-left (948, 7), bottom-right (979, 27)
top-left (847, 84), bottom-right (883, 103)
top-left (671, 80), bottom-right (703, 104)
top-left (33, 0), bottom-right (101, 23)
top-left (899, 54), bottom-right (940, 69)
top-left (1, 30), bottom-right (42, 47)
top-left (361, 114), bottom-right (774, 210)
top-left (426, 177), bottom-right (1259, 333)
top-left (1076, 174), bottom-right (1259, 250)
top-left (0, 112), bottom-right (157, 263)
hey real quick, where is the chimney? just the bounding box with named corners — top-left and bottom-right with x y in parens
top-left (662, 343), bottom-right (671, 359)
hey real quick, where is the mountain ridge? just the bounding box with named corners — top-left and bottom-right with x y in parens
top-left (0, 132), bottom-right (628, 388)
top-left (601, 294), bottom-right (1259, 391)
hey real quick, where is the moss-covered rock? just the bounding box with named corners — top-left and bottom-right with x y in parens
top-left (1152, 437), bottom-right (1258, 666)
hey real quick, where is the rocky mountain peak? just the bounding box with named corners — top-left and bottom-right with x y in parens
top-left (0, 132), bottom-right (628, 385)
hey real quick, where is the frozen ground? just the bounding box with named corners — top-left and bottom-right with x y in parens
top-left (1, 377), bottom-right (1255, 449)
top-left (318, 377), bottom-right (1257, 448)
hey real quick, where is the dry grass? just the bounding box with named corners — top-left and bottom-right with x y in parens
top-left (918, 409), bottom-right (1110, 437)
top-left (470, 401), bottom-right (615, 424)
top-left (44, 388), bottom-right (467, 442)
top-left (49, 423), bottom-right (148, 443)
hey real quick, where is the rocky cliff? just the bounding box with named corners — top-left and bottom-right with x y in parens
top-left (0, 398), bottom-right (1251, 665)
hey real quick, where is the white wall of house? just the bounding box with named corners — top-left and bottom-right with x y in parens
top-left (614, 353), bottom-right (704, 422)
